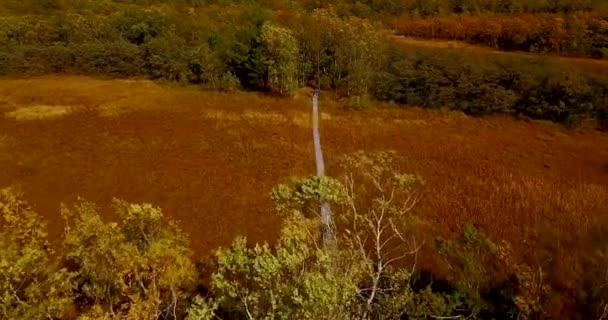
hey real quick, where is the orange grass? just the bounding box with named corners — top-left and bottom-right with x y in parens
top-left (1, 76), bottom-right (607, 308)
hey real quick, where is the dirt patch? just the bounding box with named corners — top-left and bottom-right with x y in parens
top-left (5, 105), bottom-right (74, 121)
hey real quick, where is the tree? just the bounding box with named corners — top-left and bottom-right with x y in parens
top-left (111, 9), bottom-right (168, 46)
top-left (186, 44), bottom-right (225, 88)
top-left (260, 22), bottom-right (299, 96)
top-left (62, 199), bottom-right (196, 319)
top-left (297, 9), bottom-right (340, 89)
top-left (189, 152), bottom-right (467, 320)
top-left (334, 16), bottom-right (385, 99)
top-left (0, 188), bottom-right (74, 320)
top-left (335, 151), bottom-right (426, 318)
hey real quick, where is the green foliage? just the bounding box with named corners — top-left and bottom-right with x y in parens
top-left (376, 44), bottom-right (608, 125)
top-left (435, 224), bottom-right (503, 316)
top-left (186, 296), bottom-right (219, 320)
top-left (111, 8), bottom-right (168, 45)
top-left (73, 41), bottom-right (144, 76)
top-left (143, 35), bottom-right (189, 81)
top-left (185, 44), bottom-right (226, 87)
top-left (207, 212), bottom-right (364, 319)
top-left (198, 153), bottom-right (485, 320)
top-left (0, 189), bottom-right (74, 320)
top-left (261, 22), bottom-right (299, 96)
top-left (0, 190), bottom-right (197, 319)
top-left (333, 15), bottom-right (385, 97)
top-left (62, 199), bottom-right (196, 318)
top-left (270, 175), bottom-right (347, 214)
top-left (0, 1), bottom-right (604, 126)
top-left (11, 151), bottom-right (608, 318)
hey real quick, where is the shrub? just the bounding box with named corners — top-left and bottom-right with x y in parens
top-left (62, 200), bottom-right (196, 318)
top-left (72, 41), bottom-right (144, 76)
top-left (0, 189), bottom-right (74, 320)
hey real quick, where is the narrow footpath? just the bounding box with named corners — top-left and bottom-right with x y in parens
top-left (312, 89), bottom-right (333, 246)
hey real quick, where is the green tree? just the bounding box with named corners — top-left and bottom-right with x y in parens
top-left (186, 44), bottom-right (225, 88)
top-left (297, 9), bottom-right (341, 89)
top-left (190, 152), bottom-right (468, 320)
top-left (261, 21), bottom-right (299, 96)
top-left (335, 16), bottom-right (384, 99)
top-left (62, 199), bottom-right (196, 319)
top-left (0, 188), bottom-right (74, 320)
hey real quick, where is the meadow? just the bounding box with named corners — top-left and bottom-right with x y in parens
top-left (1, 76), bottom-right (607, 315)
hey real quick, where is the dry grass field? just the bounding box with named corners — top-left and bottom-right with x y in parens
top-left (1, 75), bottom-right (607, 307)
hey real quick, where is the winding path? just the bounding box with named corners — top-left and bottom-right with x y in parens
top-left (312, 89), bottom-right (333, 247)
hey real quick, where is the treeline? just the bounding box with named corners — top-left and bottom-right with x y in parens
top-left (5, 0), bottom-right (608, 58)
top-left (391, 12), bottom-right (608, 58)
top-left (2, 0), bottom-right (607, 16)
top-left (326, 0), bottom-right (608, 18)
top-left (377, 45), bottom-right (608, 125)
top-left (0, 2), bottom-right (607, 127)
top-left (3, 153), bottom-right (608, 319)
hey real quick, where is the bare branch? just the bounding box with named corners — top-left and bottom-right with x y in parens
top-left (400, 192), bottom-right (418, 214)
top-left (241, 296), bottom-right (254, 320)
top-left (599, 303), bottom-right (608, 320)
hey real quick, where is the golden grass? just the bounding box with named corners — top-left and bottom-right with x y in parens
top-left (0, 75), bottom-right (607, 313)
top-left (0, 134), bottom-right (14, 150)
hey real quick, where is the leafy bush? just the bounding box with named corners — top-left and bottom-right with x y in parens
top-left (72, 42), bottom-right (144, 76)
top-left (62, 200), bottom-right (196, 318)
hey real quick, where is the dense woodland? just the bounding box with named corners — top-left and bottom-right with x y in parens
top-left (0, 0), bottom-right (607, 126)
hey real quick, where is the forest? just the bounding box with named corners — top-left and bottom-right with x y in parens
top-left (0, 0), bottom-right (607, 126)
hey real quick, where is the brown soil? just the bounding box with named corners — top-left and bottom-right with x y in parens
top-left (1, 76), bottom-right (607, 270)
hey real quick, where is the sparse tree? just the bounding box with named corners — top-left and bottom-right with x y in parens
top-left (191, 152), bottom-right (465, 320)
